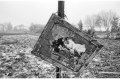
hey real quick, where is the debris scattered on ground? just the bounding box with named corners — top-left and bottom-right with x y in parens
top-left (0, 35), bottom-right (120, 78)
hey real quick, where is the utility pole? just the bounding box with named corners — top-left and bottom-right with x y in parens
top-left (56, 0), bottom-right (65, 78)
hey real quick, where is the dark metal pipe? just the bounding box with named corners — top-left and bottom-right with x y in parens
top-left (58, 0), bottom-right (64, 19)
top-left (55, 1), bottom-right (65, 78)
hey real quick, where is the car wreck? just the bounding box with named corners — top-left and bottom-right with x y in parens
top-left (31, 13), bottom-right (103, 73)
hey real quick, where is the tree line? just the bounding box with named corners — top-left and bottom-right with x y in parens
top-left (0, 22), bottom-right (44, 33)
top-left (0, 11), bottom-right (119, 35)
top-left (78, 11), bottom-right (120, 33)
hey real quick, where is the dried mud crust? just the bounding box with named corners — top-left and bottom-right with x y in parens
top-left (79, 39), bottom-right (120, 78)
top-left (0, 35), bottom-right (120, 78)
top-left (0, 35), bottom-right (55, 78)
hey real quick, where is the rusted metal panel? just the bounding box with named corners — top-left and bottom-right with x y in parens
top-left (31, 13), bottom-right (103, 72)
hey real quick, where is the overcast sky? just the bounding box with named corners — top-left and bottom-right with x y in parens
top-left (0, 0), bottom-right (120, 27)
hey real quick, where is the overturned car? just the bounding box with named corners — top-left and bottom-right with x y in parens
top-left (31, 14), bottom-right (103, 73)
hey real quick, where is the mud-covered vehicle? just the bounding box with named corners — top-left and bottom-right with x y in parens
top-left (31, 14), bottom-right (103, 73)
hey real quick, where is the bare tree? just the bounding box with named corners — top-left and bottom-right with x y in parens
top-left (0, 22), bottom-right (13, 32)
top-left (13, 24), bottom-right (28, 33)
top-left (29, 23), bottom-right (44, 33)
top-left (78, 20), bottom-right (83, 31)
top-left (6, 22), bottom-right (13, 31)
top-left (84, 16), bottom-right (93, 30)
top-left (84, 11), bottom-right (119, 32)
top-left (0, 24), bottom-right (5, 32)
top-left (84, 15), bottom-right (97, 31)
top-left (111, 17), bottom-right (119, 32)
top-left (98, 11), bottom-right (119, 31)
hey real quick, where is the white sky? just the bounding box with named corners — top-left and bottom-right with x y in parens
top-left (0, 0), bottom-right (120, 27)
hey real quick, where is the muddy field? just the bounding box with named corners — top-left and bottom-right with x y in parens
top-left (0, 34), bottom-right (120, 78)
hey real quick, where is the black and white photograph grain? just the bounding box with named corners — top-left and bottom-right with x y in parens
top-left (0, 0), bottom-right (120, 78)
